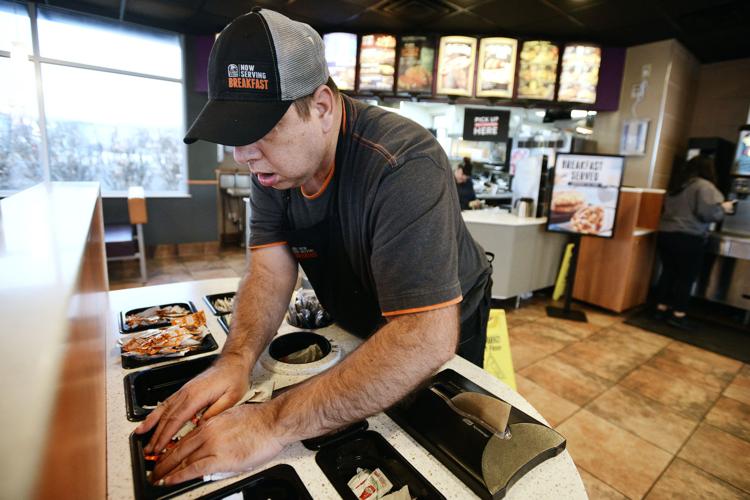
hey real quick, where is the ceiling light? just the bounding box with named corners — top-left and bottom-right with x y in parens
top-left (575, 126), bottom-right (593, 135)
top-left (570, 109), bottom-right (588, 119)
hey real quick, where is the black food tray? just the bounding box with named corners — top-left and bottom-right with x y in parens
top-left (121, 334), bottom-right (219, 369)
top-left (315, 430), bottom-right (445, 500)
top-left (386, 369), bottom-right (566, 500)
top-left (130, 429), bottom-right (203, 500)
top-left (203, 292), bottom-right (236, 316)
top-left (120, 302), bottom-right (197, 333)
top-left (301, 420), bottom-right (368, 451)
top-left (218, 315), bottom-right (231, 334)
top-left (197, 464), bottom-right (313, 500)
top-left (124, 355), bottom-right (218, 421)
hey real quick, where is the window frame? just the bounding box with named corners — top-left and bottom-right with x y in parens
top-left (0, 2), bottom-right (189, 198)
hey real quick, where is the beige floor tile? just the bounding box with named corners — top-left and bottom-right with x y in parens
top-left (520, 355), bottom-right (612, 406)
top-left (108, 280), bottom-right (142, 291)
top-left (678, 423), bottom-right (750, 493)
top-left (535, 316), bottom-right (603, 340)
top-left (146, 272), bottom-right (194, 285)
top-left (189, 267), bottom-right (240, 280)
top-left (578, 468), bottom-right (628, 500)
top-left (724, 364), bottom-right (750, 406)
top-left (704, 396), bottom-right (750, 442)
top-left (180, 254), bottom-right (228, 272)
top-left (557, 410), bottom-right (672, 499)
top-left (645, 458), bottom-right (748, 500)
top-left (556, 330), bottom-right (664, 382)
top-left (580, 308), bottom-right (622, 328)
top-left (609, 322), bottom-right (672, 349)
top-left (646, 344), bottom-right (741, 392)
top-left (587, 386), bottom-right (698, 454)
top-left (505, 306), bottom-right (546, 323)
top-left (515, 374), bottom-right (580, 427)
top-left (621, 365), bottom-right (722, 420)
top-left (508, 322), bottom-right (575, 370)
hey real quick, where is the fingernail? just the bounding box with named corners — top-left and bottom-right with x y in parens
top-left (157, 478), bottom-right (165, 487)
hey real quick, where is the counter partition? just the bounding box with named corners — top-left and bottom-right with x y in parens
top-left (0, 182), bottom-right (109, 499)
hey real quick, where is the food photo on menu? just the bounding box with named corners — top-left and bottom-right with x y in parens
top-left (557, 44), bottom-right (602, 104)
top-left (547, 154), bottom-right (625, 238)
top-left (436, 35), bottom-right (477, 96)
top-left (358, 33), bottom-right (397, 92)
top-left (476, 37), bottom-right (517, 98)
top-left (517, 40), bottom-right (559, 101)
top-left (396, 35), bottom-right (435, 94)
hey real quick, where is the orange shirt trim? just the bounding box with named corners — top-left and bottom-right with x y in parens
top-left (382, 295), bottom-right (463, 317)
top-left (300, 98), bottom-right (346, 200)
top-left (249, 241), bottom-right (287, 250)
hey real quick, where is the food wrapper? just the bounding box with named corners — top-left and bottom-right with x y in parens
top-left (125, 304), bottom-right (191, 328)
top-left (348, 468), bottom-right (393, 500)
top-left (119, 311), bottom-right (208, 358)
top-left (382, 486), bottom-right (411, 500)
top-left (279, 344), bottom-right (324, 364)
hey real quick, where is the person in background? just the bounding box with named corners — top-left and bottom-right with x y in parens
top-left (455, 157), bottom-right (482, 210)
top-left (653, 154), bottom-right (736, 328)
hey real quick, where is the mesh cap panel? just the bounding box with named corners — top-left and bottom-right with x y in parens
top-left (260, 9), bottom-right (329, 101)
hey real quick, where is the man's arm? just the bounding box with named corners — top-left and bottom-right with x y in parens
top-left (223, 244), bottom-right (298, 369)
top-left (274, 304), bottom-right (460, 439)
top-left (151, 304), bottom-right (460, 484)
top-left (139, 244), bottom-right (297, 454)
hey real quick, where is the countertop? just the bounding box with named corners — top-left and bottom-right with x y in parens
top-left (0, 182), bottom-right (103, 499)
top-left (462, 208), bottom-right (548, 226)
top-left (107, 278), bottom-right (586, 499)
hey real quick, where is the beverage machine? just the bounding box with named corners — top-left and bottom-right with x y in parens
top-left (694, 125), bottom-right (750, 322)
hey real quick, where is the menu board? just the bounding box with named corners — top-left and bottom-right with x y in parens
top-left (547, 154), bottom-right (625, 239)
top-left (323, 32), bottom-right (357, 91)
top-left (476, 37), bottom-right (517, 98)
top-left (517, 41), bottom-right (559, 101)
top-left (396, 36), bottom-right (435, 94)
top-left (733, 127), bottom-right (750, 176)
top-left (358, 34), bottom-right (397, 92)
top-left (463, 108), bottom-right (510, 142)
top-left (436, 36), bottom-right (477, 97)
top-left (558, 44), bottom-right (601, 104)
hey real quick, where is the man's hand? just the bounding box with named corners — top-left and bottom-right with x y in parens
top-left (135, 357), bottom-right (250, 455)
top-left (151, 403), bottom-right (286, 485)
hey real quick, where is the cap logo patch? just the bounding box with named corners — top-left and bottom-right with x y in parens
top-left (227, 63), bottom-right (269, 90)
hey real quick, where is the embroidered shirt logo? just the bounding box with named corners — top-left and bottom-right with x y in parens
top-left (291, 246), bottom-right (319, 260)
top-left (227, 63), bottom-right (269, 90)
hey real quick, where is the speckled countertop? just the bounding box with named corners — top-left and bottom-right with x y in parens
top-left (107, 278), bottom-right (586, 499)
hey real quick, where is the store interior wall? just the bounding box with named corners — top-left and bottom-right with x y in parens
top-left (688, 58), bottom-right (750, 142)
top-left (102, 36), bottom-right (219, 246)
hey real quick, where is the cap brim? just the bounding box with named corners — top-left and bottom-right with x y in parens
top-left (184, 99), bottom-right (292, 146)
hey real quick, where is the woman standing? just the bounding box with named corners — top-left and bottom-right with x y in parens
top-left (654, 155), bottom-right (736, 327)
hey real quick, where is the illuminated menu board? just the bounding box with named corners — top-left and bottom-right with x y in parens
top-left (558, 44), bottom-right (601, 104)
top-left (476, 37), bottom-right (517, 98)
top-left (396, 36), bottom-right (435, 94)
top-left (358, 34), bottom-right (397, 92)
top-left (436, 36), bottom-right (477, 97)
top-left (323, 32), bottom-right (357, 91)
top-left (517, 40), bottom-right (559, 101)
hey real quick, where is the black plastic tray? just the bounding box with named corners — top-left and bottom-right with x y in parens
top-left (124, 355), bottom-right (219, 421)
top-left (121, 333), bottom-right (219, 369)
top-left (120, 302), bottom-right (197, 333)
top-left (130, 429), bottom-right (203, 500)
top-left (197, 464), bottom-right (313, 500)
top-left (218, 314), bottom-right (231, 334)
top-left (301, 421), bottom-right (368, 451)
top-left (386, 369), bottom-right (566, 500)
top-left (203, 292), bottom-right (236, 316)
top-left (315, 430), bottom-right (445, 500)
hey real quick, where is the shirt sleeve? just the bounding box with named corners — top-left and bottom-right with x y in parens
top-left (369, 157), bottom-right (463, 315)
top-left (248, 174), bottom-right (287, 248)
top-left (695, 182), bottom-right (725, 223)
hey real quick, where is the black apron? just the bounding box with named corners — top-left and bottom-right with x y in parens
top-left (283, 160), bottom-right (384, 338)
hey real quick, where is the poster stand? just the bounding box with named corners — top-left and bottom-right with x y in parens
top-left (546, 234), bottom-right (588, 322)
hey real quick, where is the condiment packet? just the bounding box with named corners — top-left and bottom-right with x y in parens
top-left (347, 467), bottom-right (393, 500)
top-left (203, 471), bottom-right (240, 482)
top-left (238, 379), bottom-right (275, 404)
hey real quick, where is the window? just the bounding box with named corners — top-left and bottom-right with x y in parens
top-left (0, 1), bottom-right (187, 196)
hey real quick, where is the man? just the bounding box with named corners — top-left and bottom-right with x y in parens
top-left (455, 157), bottom-right (480, 210)
top-left (137, 7), bottom-right (491, 485)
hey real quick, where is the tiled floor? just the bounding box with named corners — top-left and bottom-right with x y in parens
top-left (109, 251), bottom-right (750, 499)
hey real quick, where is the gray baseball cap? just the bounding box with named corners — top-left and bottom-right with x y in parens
top-left (184, 7), bottom-right (330, 146)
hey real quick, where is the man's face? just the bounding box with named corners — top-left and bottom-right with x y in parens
top-left (233, 104), bottom-right (326, 190)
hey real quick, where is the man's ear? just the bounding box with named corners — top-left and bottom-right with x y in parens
top-left (312, 84), bottom-right (335, 132)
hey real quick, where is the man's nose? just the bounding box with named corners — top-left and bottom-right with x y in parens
top-left (233, 144), bottom-right (262, 165)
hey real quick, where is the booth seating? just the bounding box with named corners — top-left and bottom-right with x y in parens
top-left (105, 186), bottom-right (148, 283)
